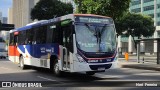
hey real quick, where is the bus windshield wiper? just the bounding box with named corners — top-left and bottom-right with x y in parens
top-left (96, 24), bottom-right (107, 52)
top-left (99, 24), bottom-right (107, 42)
top-left (84, 23), bottom-right (95, 34)
top-left (84, 23), bottom-right (99, 43)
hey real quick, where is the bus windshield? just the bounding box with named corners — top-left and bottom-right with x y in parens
top-left (75, 23), bottom-right (116, 52)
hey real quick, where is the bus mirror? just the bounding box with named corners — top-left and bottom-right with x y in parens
top-left (116, 33), bottom-right (119, 38)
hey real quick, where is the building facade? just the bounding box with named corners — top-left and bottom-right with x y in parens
top-left (10, 0), bottom-right (75, 28)
top-left (0, 11), bottom-right (2, 22)
top-left (8, 8), bottom-right (13, 24)
top-left (130, 0), bottom-right (160, 26)
top-left (2, 17), bottom-right (7, 24)
top-left (12, 0), bottom-right (39, 28)
top-left (119, 0), bottom-right (160, 54)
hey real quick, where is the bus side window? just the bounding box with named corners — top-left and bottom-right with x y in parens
top-left (26, 29), bottom-right (34, 45)
top-left (18, 30), bottom-right (26, 45)
top-left (9, 33), bottom-right (14, 45)
top-left (46, 23), bottom-right (54, 43)
top-left (14, 35), bottom-right (18, 46)
top-left (36, 26), bottom-right (47, 44)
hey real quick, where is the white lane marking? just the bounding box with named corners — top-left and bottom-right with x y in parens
top-left (0, 67), bottom-right (12, 70)
top-left (37, 76), bottom-right (65, 84)
top-left (37, 76), bottom-right (57, 81)
top-left (95, 73), bottom-right (128, 78)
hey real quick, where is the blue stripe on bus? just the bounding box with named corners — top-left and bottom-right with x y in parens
top-left (18, 44), bottom-right (59, 58)
top-left (18, 45), bottom-right (25, 53)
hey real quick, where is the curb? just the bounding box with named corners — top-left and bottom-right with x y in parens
top-left (121, 64), bottom-right (160, 71)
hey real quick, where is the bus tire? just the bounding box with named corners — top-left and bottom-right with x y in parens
top-left (86, 71), bottom-right (95, 75)
top-left (53, 61), bottom-right (62, 76)
top-left (19, 56), bottom-right (27, 70)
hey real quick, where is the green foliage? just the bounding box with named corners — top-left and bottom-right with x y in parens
top-left (31, 0), bottom-right (73, 20)
top-left (116, 13), bottom-right (155, 38)
top-left (74, 0), bottom-right (131, 20)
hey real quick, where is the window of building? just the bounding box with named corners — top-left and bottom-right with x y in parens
top-left (157, 31), bottom-right (160, 38)
top-left (148, 14), bottom-right (154, 18)
top-left (157, 4), bottom-right (160, 8)
top-left (143, 5), bottom-right (154, 11)
top-left (131, 8), bottom-right (141, 13)
top-left (143, 0), bottom-right (154, 3)
top-left (157, 21), bottom-right (160, 26)
top-left (131, 0), bottom-right (141, 6)
top-left (157, 13), bottom-right (160, 17)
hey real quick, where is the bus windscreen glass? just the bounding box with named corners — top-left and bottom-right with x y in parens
top-left (75, 23), bottom-right (116, 53)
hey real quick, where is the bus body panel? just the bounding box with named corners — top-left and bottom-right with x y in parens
top-left (8, 14), bottom-right (118, 73)
top-left (9, 44), bottom-right (59, 68)
top-left (72, 53), bottom-right (118, 72)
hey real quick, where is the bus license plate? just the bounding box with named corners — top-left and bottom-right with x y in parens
top-left (98, 67), bottom-right (105, 71)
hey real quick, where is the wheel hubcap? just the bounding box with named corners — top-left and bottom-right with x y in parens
top-left (54, 63), bottom-right (59, 74)
top-left (20, 58), bottom-right (23, 67)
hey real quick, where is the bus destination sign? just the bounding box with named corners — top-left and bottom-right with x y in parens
top-left (75, 16), bottom-right (113, 24)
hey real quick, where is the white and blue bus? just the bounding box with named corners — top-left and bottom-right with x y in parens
top-left (8, 14), bottom-right (118, 76)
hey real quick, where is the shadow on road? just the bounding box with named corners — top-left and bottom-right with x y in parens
top-left (0, 58), bottom-right (10, 61)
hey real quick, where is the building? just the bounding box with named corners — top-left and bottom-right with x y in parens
top-left (130, 0), bottom-right (160, 26)
top-left (8, 7), bottom-right (13, 24)
top-left (2, 17), bottom-right (7, 24)
top-left (119, 0), bottom-right (160, 55)
top-left (10, 0), bottom-right (75, 28)
top-left (11, 0), bottom-right (39, 28)
top-left (0, 11), bottom-right (8, 24)
top-left (0, 11), bottom-right (2, 22)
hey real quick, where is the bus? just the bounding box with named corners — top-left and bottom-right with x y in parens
top-left (8, 14), bottom-right (118, 76)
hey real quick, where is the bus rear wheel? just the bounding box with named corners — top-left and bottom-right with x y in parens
top-left (19, 56), bottom-right (27, 70)
top-left (53, 61), bottom-right (62, 76)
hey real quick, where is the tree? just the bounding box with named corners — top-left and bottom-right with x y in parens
top-left (116, 13), bottom-right (155, 38)
top-left (31, 0), bottom-right (73, 20)
top-left (116, 13), bottom-right (155, 49)
top-left (74, 0), bottom-right (131, 20)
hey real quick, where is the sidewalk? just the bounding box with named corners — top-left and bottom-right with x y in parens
top-left (119, 56), bottom-right (160, 71)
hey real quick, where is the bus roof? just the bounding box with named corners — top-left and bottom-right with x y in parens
top-left (10, 14), bottom-right (111, 32)
top-left (74, 14), bottom-right (110, 18)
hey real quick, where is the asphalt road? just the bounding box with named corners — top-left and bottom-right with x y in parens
top-left (0, 59), bottom-right (160, 90)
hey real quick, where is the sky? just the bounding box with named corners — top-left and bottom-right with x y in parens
top-left (0, 0), bottom-right (12, 17)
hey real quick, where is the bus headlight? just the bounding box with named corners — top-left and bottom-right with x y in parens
top-left (76, 54), bottom-right (86, 63)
